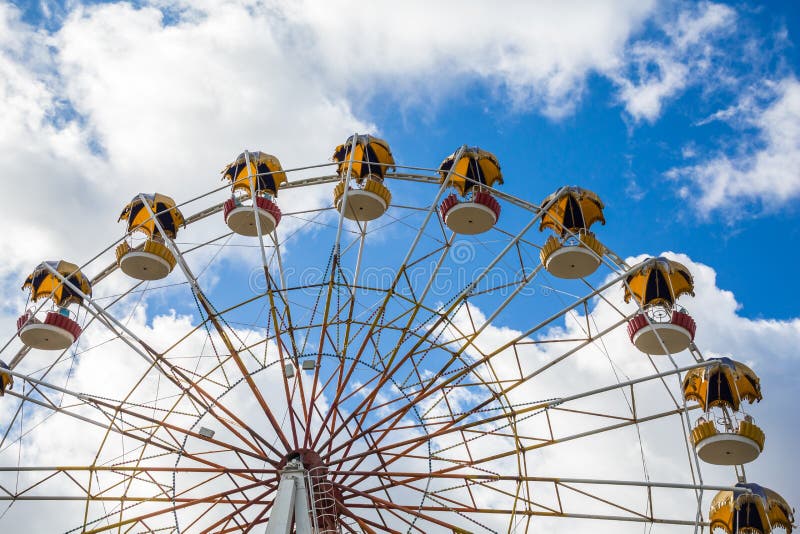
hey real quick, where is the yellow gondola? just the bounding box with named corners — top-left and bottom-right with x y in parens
top-left (222, 151), bottom-right (285, 236)
top-left (539, 186), bottom-right (605, 235)
top-left (18, 260), bottom-right (90, 350)
top-left (624, 256), bottom-right (694, 307)
top-left (710, 483), bottom-right (795, 534)
top-left (332, 135), bottom-right (395, 183)
top-left (538, 187), bottom-right (606, 279)
top-left (438, 147), bottom-right (503, 196)
top-left (0, 360), bottom-right (12, 396)
top-left (117, 193), bottom-right (184, 280)
top-left (22, 260), bottom-right (91, 307)
top-left (332, 135), bottom-right (394, 221)
top-left (437, 147), bottom-right (503, 235)
top-left (684, 358), bottom-right (765, 465)
top-left (624, 257), bottom-right (696, 355)
top-left (683, 358), bottom-right (762, 412)
top-left (119, 193), bottom-right (185, 239)
top-left (223, 151), bottom-right (288, 198)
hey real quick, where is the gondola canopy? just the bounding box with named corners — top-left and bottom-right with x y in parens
top-left (118, 193), bottom-right (185, 239)
top-left (623, 257), bottom-right (694, 307)
top-left (332, 135), bottom-right (395, 180)
top-left (438, 147), bottom-right (503, 196)
top-left (0, 360), bottom-right (12, 395)
top-left (710, 483), bottom-right (795, 534)
top-left (683, 358), bottom-right (762, 411)
top-left (22, 260), bottom-right (91, 307)
top-left (539, 186), bottom-right (605, 235)
top-left (223, 151), bottom-right (288, 197)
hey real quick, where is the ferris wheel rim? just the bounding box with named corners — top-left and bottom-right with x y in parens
top-left (0, 154), bottom-right (727, 533)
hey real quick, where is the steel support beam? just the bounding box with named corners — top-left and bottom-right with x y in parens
top-left (264, 460), bottom-right (314, 534)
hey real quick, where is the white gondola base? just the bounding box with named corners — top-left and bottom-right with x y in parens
top-left (631, 323), bottom-right (693, 355)
top-left (226, 206), bottom-right (277, 237)
top-left (444, 202), bottom-right (497, 235)
top-left (695, 433), bottom-right (761, 465)
top-left (119, 251), bottom-right (172, 281)
top-left (337, 189), bottom-right (387, 222)
top-left (18, 323), bottom-right (75, 351)
top-left (544, 245), bottom-right (601, 279)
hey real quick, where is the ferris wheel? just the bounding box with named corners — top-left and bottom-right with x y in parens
top-left (0, 135), bottom-right (793, 533)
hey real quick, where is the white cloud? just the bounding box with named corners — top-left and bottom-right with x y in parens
top-left (0, 0), bottom-right (747, 302)
top-left (0, 0), bottom-right (369, 306)
top-left (668, 77), bottom-right (800, 214)
top-left (0, 0), bottom-right (690, 327)
top-left (275, 0), bottom-right (657, 118)
top-left (610, 2), bottom-right (736, 122)
top-left (0, 0), bottom-right (665, 305)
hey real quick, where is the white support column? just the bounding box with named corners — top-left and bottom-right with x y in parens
top-left (265, 475), bottom-right (296, 534)
top-left (265, 459), bottom-right (314, 534)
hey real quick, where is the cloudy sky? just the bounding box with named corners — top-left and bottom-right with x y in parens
top-left (0, 0), bottom-right (799, 532)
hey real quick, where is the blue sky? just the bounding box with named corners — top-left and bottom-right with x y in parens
top-left (6, 0), bottom-right (789, 317)
top-left (361, 3), bottom-right (800, 320)
top-left (1, 0), bottom-right (800, 531)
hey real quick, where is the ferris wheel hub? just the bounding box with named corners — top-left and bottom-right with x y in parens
top-left (279, 448), bottom-right (324, 471)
